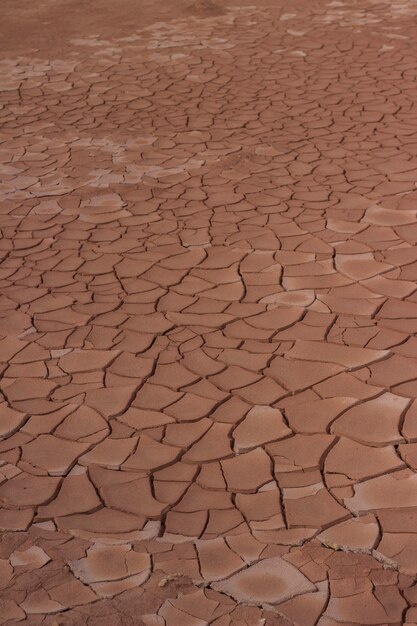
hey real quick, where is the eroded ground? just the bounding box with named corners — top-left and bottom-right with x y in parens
top-left (1, 0), bottom-right (417, 624)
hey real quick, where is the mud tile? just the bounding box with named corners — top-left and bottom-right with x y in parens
top-left (246, 306), bottom-right (304, 331)
top-left (218, 348), bottom-right (270, 372)
top-left (196, 463), bottom-right (226, 491)
top-left (324, 587), bottom-right (406, 624)
top-left (133, 382), bottom-right (182, 411)
top-left (21, 434), bottom-right (89, 475)
top-left (10, 545), bottom-right (50, 569)
top-left (118, 407), bottom-right (174, 431)
top-left (4, 378), bottom-right (57, 403)
top-left (164, 392), bottom-right (218, 422)
top-left (20, 589), bottom-right (65, 615)
top-left (174, 482), bottom-right (232, 513)
top-left (285, 397), bottom-right (356, 433)
top-left (0, 471), bottom-right (60, 507)
top-left (158, 601), bottom-right (208, 626)
top-left (165, 510), bottom-right (208, 539)
top-left (181, 349), bottom-right (224, 376)
top-left (346, 470), bottom-right (417, 513)
top-left (153, 478), bottom-right (190, 505)
top-left (184, 378), bottom-right (228, 401)
top-left (364, 204), bottom-right (417, 226)
top-left (170, 588), bottom-right (223, 622)
top-left (276, 580), bottom-right (329, 626)
top-left (235, 376), bottom-right (287, 404)
top-left (0, 335), bottom-right (28, 362)
top-left (149, 460), bottom-right (195, 488)
top-left (48, 576), bottom-right (98, 606)
top-left (268, 434), bottom-right (335, 473)
top-left (235, 489), bottom-right (284, 528)
top-left (56, 508), bottom-right (146, 537)
top-left (84, 385), bottom-right (137, 417)
top-left (226, 534), bottom-right (265, 565)
top-left (0, 404), bottom-right (27, 438)
top-left (233, 405), bottom-right (291, 452)
top-left (336, 252), bottom-right (393, 280)
top-left (286, 340), bottom-right (389, 369)
top-left (374, 532), bottom-right (417, 576)
top-left (363, 274), bottom-right (415, 298)
top-left (196, 538), bottom-right (245, 581)
top-left (221, 447), bottom-right (272, 493)
top-left (69, 542), bottom-right (151, 597)
top-left (54, 406), bottom-right (108, 441)
top-left (210, 396), bottom-right (250, 424)
top-left (284, 485), bottom-right (349, 529)
top-left (123, 435), bottom-right (180, 471)
top-left (212, 556), bottom-right (316, 605)
top-left (318, 514), bottom-right (379, 551)
top-left (150, 362), bottom-right (200, 390)
top-left (325, 437), bottom-right (403, 481)
top-left (402, 401), bottom-right (417, 442)
top-left (37, 466), bottom-right (101, 518)
top-left (164, 418), bottom-right (212, 448)
top-left (58, 348), bottom-right (119, 373)
top-left (0, 508), bottom-right (33, 531)
top-left (203, 508), bottom-right (246, 537)
top-left (80, 437), bottom-right (137, 469)
top-left (267, 356), bottom-right (343, 392)
top-left (182, 422), bottom-right (232, 462)
top-left (209, 366), bottom-right (261, 392)
top-left (0, 599), bottom-right (25, 623)
top-left (0, 558), bottom-right (13, 589)
top-left (331, 393), bottom-right (408, 445)
top-left (313, 372), bottom-right (383, 400)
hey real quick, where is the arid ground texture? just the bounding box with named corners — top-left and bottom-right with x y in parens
top-left (1, 0), bottom-right (417, 624)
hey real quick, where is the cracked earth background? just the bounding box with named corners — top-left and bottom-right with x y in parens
top-left (2, 0), bottom-right (417, 623)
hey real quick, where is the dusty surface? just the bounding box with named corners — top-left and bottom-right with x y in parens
top-left (1, 0), bottom-right (417, 624)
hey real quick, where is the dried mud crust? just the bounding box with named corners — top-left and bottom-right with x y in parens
top-left (1, 0), bottom-right (417, 624)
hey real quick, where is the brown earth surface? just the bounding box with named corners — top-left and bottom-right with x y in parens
top-left (1, 0), bottom-right (417, 624)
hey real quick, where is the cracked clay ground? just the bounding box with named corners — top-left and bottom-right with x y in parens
top-left (2, 0), bottom-right (417, 624)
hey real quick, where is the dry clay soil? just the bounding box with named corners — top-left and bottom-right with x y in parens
top-left (2, 0), bottom-right (417, 624)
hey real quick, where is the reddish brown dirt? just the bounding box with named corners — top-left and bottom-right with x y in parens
top-left (1, 0), bottom-right (417, 624)
top-left (0, 0), bottom-right (250, 58)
